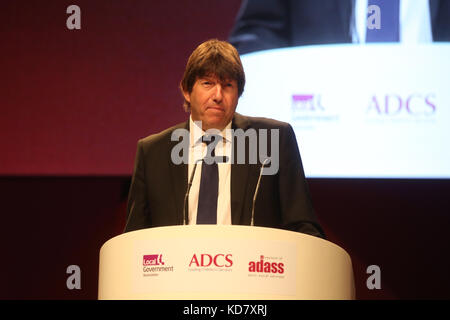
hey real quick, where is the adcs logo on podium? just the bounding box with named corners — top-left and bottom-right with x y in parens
top-left (188, 253), bottom-right (233, 272)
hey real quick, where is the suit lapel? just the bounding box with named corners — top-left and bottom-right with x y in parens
top-left (168, 120), bottom-right (189, 225)
top-left (231, 113), bottom-right (252, 225)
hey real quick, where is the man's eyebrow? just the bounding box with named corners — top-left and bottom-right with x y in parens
top-left (198, 76), bottom-right (214, 81)
top-left (198, 76), bottom-right (235, 83)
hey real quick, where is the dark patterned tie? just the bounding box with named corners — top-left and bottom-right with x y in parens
top-left (366, 0), bottom-right (400, 42)
top-left (196, 135), bottom-right (219, 224)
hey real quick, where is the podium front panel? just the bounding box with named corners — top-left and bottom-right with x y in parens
top-left (98, 225), bottom-right (354, 299)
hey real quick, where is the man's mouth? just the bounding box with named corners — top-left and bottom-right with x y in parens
top-left (206, 105), bottom-right (224, 111)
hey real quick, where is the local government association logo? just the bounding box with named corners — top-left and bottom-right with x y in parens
top-left (142, 254), bottom-right (174, 276)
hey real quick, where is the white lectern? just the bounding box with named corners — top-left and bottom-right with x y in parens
top-left (98, 225), bottom-right (354, 299)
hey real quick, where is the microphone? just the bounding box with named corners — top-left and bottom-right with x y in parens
top-left (183, 159), bottom-right (203, 225)
top-left (250, 158), bottom-right (270, 227)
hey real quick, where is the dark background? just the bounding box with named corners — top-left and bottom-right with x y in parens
top-left (1, 1), bottom-right (449, 299)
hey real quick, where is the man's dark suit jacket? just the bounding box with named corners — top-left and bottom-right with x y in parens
top-left (230, 0), bottom-right (450, 54)
top-left (124, 113), bottom-right (325, 238)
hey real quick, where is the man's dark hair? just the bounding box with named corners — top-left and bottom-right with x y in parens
top-left (180, 39), bottom-right (245, 111)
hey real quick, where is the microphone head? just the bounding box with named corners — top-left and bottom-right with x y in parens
top-left (261, 158), bottom-right (271, 166)
top-left (259, 158), bottom-right (271, 174)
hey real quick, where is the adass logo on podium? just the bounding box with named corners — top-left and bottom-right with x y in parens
top-left (248, 255), bottom-right (285, 277)
top-left (142, 254), bottom-right (174, 276)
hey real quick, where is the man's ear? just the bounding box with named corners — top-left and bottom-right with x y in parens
top-left (182, 90), bottom-right (191, 104)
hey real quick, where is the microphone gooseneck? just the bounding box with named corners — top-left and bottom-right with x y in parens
top-left (183, 159), bottom-right (203, 225)
top-left (251, 158), bottom-right (270, 226)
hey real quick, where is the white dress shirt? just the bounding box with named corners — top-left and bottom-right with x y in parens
top-left (187, 116), bottom-right (232, 225)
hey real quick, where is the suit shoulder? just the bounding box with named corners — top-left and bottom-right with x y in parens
top-left (138, 121), bottom-right (187, 149)
top-left (240, 114), bottom-right (291, 130)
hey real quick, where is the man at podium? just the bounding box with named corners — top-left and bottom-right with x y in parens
top-left (124, 39), bottom-right (324, 239)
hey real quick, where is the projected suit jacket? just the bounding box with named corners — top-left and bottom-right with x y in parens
top-left (124, 112), bottom-right (325, 238)
top-left (229, 0), bottom-right (450, 54)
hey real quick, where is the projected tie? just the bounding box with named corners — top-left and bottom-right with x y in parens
top-left (196, 135), bottom-right (219, 224)
top-left (366, 0), bottom-right (400, 42)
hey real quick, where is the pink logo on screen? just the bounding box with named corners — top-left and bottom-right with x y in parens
top-left (293, 94), bottom-right (313, 102)
top-left (292, 94), bottom-right (325, 111)
top-left (143, 254), bottom-right (164, 266)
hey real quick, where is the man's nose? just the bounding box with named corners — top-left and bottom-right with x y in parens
top-left (212, 84), bottom-right (223, 102)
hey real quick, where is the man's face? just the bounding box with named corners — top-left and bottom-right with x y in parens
top-left (183, 74), bottom-right (238, 131)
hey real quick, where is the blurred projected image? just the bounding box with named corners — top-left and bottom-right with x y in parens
top-left (229, 0), bottom-right (450, 178)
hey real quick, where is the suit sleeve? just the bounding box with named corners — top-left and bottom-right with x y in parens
top-left (278, 123), bottom-right (325, 238)
top-left (229, 0), bottom-right (290, 54)
top-left (124, 139), bottom-right (152, 233)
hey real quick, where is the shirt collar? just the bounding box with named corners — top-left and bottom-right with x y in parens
top-left (189, 115), bottom-right (232, 147)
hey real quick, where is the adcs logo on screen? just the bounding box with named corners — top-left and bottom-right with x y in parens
top-left (248, 255), bottom-right (284, 274)
top-left (366, 94), bottom-right (436, 116)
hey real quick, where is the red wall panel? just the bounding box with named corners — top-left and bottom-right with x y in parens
top-left (0, 0), bottom-right (242, 175)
